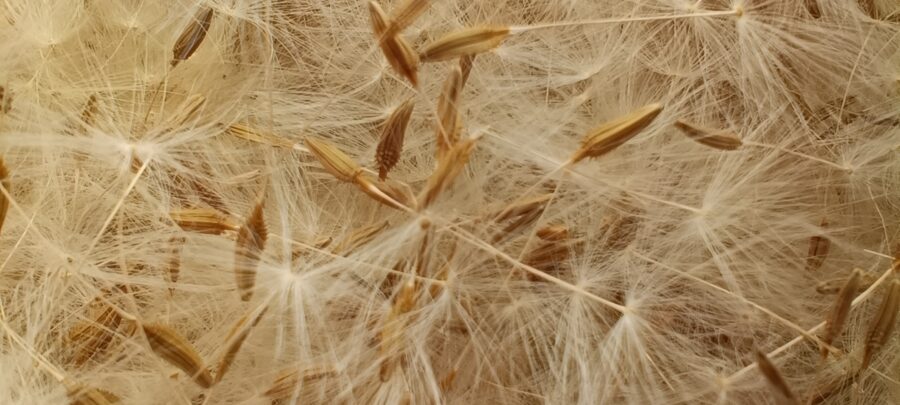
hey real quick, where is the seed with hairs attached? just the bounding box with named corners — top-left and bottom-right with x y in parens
top-left (806, 218), bottom-right (830, 272)
top-left (862, 280), bottom-right (900, 370)
top-left (571, 103), bottom-right (663, 163)
top-left (169, 207), bottom-right (239, 234)
top-left (673, 120), bottom-right (742, 151)
top-left (142, 323), bottom-right (214, 388)
top-left (215, 306), bottom-right (268, 383)
top-left (369, 1), bottom-right (419, 86)
top-left (820, 269), bottom-right (861, 359)
top-left (376, 98), bottom-right (415, 180)
top-left (227, 123), bottom-right (296, 149)
top-left (235, 200), bottom-right (267, 302)
top-left (171, 6), bottom-right (215, 67)
top-left (435, 67), bottom-right (463, 158)
top-left (0, 156), bottom-right (8, 236)
top-left (305, 138), bottom-right (364, 183)
top-left (386, 0), bottom-right (430, 34)
top-left (755, 350), bottom-right (799, 405)
top-left (418, 136), bottom-right (478, 209)
top-left (420, 26), bottom-right (510, 62)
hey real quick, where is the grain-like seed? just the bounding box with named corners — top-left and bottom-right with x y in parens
top-left (142, 323), bottom-right (214, 388)
top-left (459, 55), bottom-right (475, 88)
top-left (820, 268), bottom-right (861, 359)
top-left (536, 224), bottom-right (569, 241)
top-left (418, 136), bottom-right (478, 209)
top-left (369, 2), bottom-right (419, 86)
top-left (165, 236), bottom-right (185, 293)
top-left (215, 306), bottom-right (268, 383)
top-left (235, 199), bottom-right (267, 302)
top-left (435, 67), bottom-right (463, 158)
top-left (227, 123), bottom-right (295, 149)
top-left (80, 94), bottom-right (99, 131)
top-left (440, 367), bottom-right (458, 392)
top-left (65, 381), bottom-right (120, 405)
top-left (376, 98), bottom-right (415, 180)
top-left (263, 365), bottom-right (338, 401)
top-left (67, 301), bottom-right (123, 366)
top-left (171, 6), bottom-right (215, 67)
top-left (169, 207), bottom-right (239, 234)
top-left (362, 177), bottom-right (418, 210)
top-left (420, 26), bottom-right (510, 62)
top-left (305, 138), bottom-right (365, 183)
top-left (166, 94), bottom-right (206, 128)
top-left (806, 218), bottom-right (830, 272)
top-left (815, 271), bottom-right (877, 294)
top-left (755, 350), bottom-right (799, 405)
top-left (673, 120), bottom-right (742, 151)
top-left (332, 221), bottom-right (389, 255)
top-left (387, 0), bottom-right (430, 34)
top-left (0, 156), bottom-right (8, 235)
top-left (571, 103), bottom-right (663, 163)
top-left (380, 280), bottom-right (417, 380)
top-left (861, 280), bottom-right (900, 370)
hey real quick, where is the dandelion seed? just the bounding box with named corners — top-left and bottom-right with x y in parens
top-left (380, 280), bottom-right (417, 380)
top-left (376, 98), bottom-right (415, 180)
top-left (0, 157), bottom-right (8, 235)
top-left (386, 0), bottom-right (430, 34)
top-left (332, 221), bottom-right (389, 255)
top-left (305, 138), bottom-right (365, 183)
top-left (215, 306), bottom-right (268, 383)
top-left (570, 103), bottom-right (663, 163)
top-left (369, 1), bottom-right (419, 86)
top-left (435, 67), bottom-right (463, 158)
top-left (862, 280), bottom-right (900, 370)
top-left (673, 120), bottom-right (743, 151)
top-left (142, 323), bottom-right (214, 388)
top-left (536, 224), bottom-right (569, 241)
top-left (65, 381), bottom-right (120, 405)
top-left (820, 269), bottom-right (861, 359)
top-left (418, 136), bottom-right (478, 209)
top-left (80, 94), bottom-right (99, 131)
top-left (227, 123), bottom-right (295, 149)
top-left (234, 199), bottom-right (267, 301)
top-left (806, 218), bottom-right (830, 272)
top-left (420, 26), bottom-right (511, 62)
top-left (169, 208), bottom-right (239, 235)
top-left (755, 350), bottom-right (799, 405)
top-left (459, 55), bottom-right (475, 88)
top-left (67, 302), bottom-right (123, 366)
top-left (263, 365), bottom-right (337, 401)
top-left (171, 6), bottom-right (215, 67)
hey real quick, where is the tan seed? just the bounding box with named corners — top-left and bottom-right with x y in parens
top-left (169, 207), bottom-right (239, 234)
top-left (227, 123), bottom-right (295, 149)
top-left (862, 280), bottom-right (900, 370)
top-left (755, 350), bottom-right (799, 405)
top-left (142, 323), bottom-right (213, 388)
top-left (0, 156), bottom-right (8, 235)
top-left (820, 268), bottom-right (861, 359)
top-left (171, 6), bottom-right (215, 67)
top-left (215, 306), bottom-right (268, 383)
top-left (418, 136), bottom-right (478, 209)
top-left (420, 26), bottom-right (510, 62)
top-left (673, 120), bottom-right (742, 151)
top-left (571, 103), bottom-right (663, 163)
top-left (305, 138), bottom-right (365, 183)
top-left (376, 98), bottom-right (415, 180)
top-left (435, 67), bottom-right (463, 158)
top-left (805, 218), bottom-right (830, 272)
top-left (235, 199), bottom-right (267, 301)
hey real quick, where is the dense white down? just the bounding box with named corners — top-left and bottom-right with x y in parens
top-left (0, 0), bottom-right (898, 404)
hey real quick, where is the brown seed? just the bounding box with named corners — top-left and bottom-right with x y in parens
top-left (332, 221), bottom-right (389, 255)
top-left (380, 280), bottom-right (417, 380)
top-left (142, 323), bottom-right (214, 388)
top-left (805, 0), bottom-right (821, 18)
top-left (755, 350), bottom-right (799, 405)
top-left (420, 26), bottom-right (510, 62)
top-left (862, 280), bottom-right (900, 370)
top-left (165, 236), bottom-right (185, 293)
top-left (386, 0), bottom-right (430, 34)
top-left (816, 271), bottom-right (877, 295)
top-left (571, 103), bottom-right (663, 163)
top-left (65, 381), bottom-right (120, 405)
top-left (536, 225), bottom-right (569, 241)
top-left (0, 156), bottom-right (8, 235)
top-left (67, 302), bottom-right (123, 366)
top-left (235, 199), bottom-right (267, 301)
top-left (806, 218), bottom-right (830, 272)
top-left (166, 94), bottom-right (206, 128)
top-left (673, 120), bottom-right (742, 151)
top-left (226, 123), bottom-right (295, 149)
top-left (80, 94), bottom-right (99, 131)
top-left (440, 367), bottom-right (458, 392)
top-left (263, 365), bottom-right (338, 401)
top-left (305, 138), bottom-right (365, 183)
top-left (360, 177), bottom-right (418, 210)
top-left (376, 98), bottom-right (415, 180)
top-left (435, 67), bottom-right (463, 158)
top-left (369, 2), bottom-right (419, 86)
top-left (215, 306), bottom-right (268, 383)
top-left (0, 85), bottom-right (7, 114)
top-left (169, 207), bottom-right (239, 234)
top-left (171, 6), bottom-right (215, 67)
top-left (459, 55), bottom-right (476, 88)
top-left (524, 239), bottom-right (583, 275)
top-left (820, 269), bottom-right (861, 359)
top-left (418, 136), bottom-right (478, 209)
